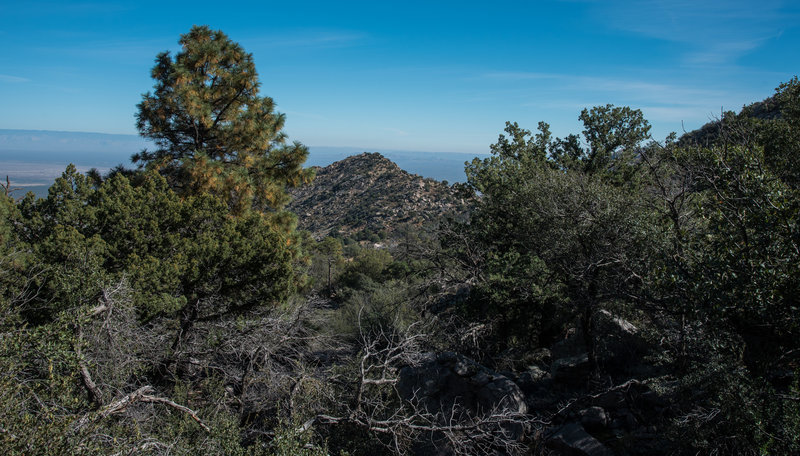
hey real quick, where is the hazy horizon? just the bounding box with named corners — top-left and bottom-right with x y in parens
top-left (0, 128), bottom-right (488, 198)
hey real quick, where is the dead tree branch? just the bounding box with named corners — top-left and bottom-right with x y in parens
top-left (310, 313), bottom-right (540, 455)
top-left (73, 386), bottom-right (210, 433)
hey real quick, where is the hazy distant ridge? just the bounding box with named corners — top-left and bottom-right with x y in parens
top-left (0, 130), bottom-right (485, 187)
top-left (0, 129), bottom-right (149, 166)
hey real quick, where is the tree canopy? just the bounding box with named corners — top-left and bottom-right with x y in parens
top-left (452, 86), bottom-right (800, 452)
top-left (135, 25), bottom-right (313, 218)
top-left (16, 166), bottom-right (301, 324)
top-left (461, 108), bottom-right (653, 353)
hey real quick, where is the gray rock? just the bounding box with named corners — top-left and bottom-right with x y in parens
top-left (595, 310), bottom-right (648, 370)
top-left (580, 406), bottom-right (608, 431)
top-left (398, 352), bottom-right (530, 454)
top-left (479, 377), bottom-right (527, 414)
top-left (516, 365), bottom-right (547, 389)
top-left (471, 370), bottom-right (491, 387)
top-left (551, 353), bottom-right (591, 384)
top-left (526, 365), bottom-right (547, 381)
top-left (547, 422), bottom-right (614, 456)
top-left (398, 352), bottom-right (528, 418)
top-left (526, 390), bottom-right (558, 410)
top-left (593, 390), bottom-right (626, 409)
top-left (452, 357), bottom-right (478, 377)
top-left (552, 332), bottom-right (586, 359)
top-left (527, 347), bottom-right (552, 365)
top-left (597, 309), bottom-right (638, 335)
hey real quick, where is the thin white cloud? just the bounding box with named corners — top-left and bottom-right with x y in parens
top-left (572, 76), bottom-right (726, 106)
top-left (480, 71), bottom-right (561, 81)
top-left (245, 30), bottom-right (367, 50)
top-left (577, 0), bottom-right (797, 64)
top-left (684, 38), bottom-right (768, 65)
top-left (0, 74), bottom-right (30, 83)
top-left (30, 37), bottom-right (171, 63)
top-left (482, 71), bottom-right (726, 108)
top-left (639, 106), bottom-right (717, 123)
top-left (12, 2), bottom-right (132, 14)
top-left (601, 0), bottom-right (785, 40)
top-left (476, 68), bottom-right (759, 137)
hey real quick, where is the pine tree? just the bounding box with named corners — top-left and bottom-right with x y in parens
top-left (135, 25), bottom-right (313, 219)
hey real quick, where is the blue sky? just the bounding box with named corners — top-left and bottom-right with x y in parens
top-left (1, 0), bottom-right (798, 154)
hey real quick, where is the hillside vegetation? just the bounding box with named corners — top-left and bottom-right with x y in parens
top-left (1, 26), bottom-right (799, 456)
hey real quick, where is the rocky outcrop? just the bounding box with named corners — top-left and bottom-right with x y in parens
top-left (551, 353), bottom-right (592, 385)
top-left (547, 422), bottom-right (614, 456)
top-left (539, 380), bottom-right (673, 456)
top-left (288, 152), bottom-right (465, 238)
top-left (548, 310), bottom-right (649, 386)
top-left (398, 352), bottom-right (527, 418)
top-left (390, 316), bottom-right (672, 455)
top-left (580, 406), bottom-right (608, 431)
top-left (511, 310), bottom-right (674, 455)
top-left (397, 352), bottom-right (529, 455)
top-left (594, 309), bottom-right (649, 372)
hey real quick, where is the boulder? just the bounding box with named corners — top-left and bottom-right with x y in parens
top-left (552, 332), bottom-right (586, 359)
top-left (479, 376), bottom-right (527, 414)
top-left (398, 352), bottom-right (527, 417)
top-left (551, 353), bottom-right (592, 385)
top-left (521, 347), bottom-right (552, 367)
top-left (530, 347), bottom-right (553, 364)
top-left (580, 406), bottom-right (609, 431)
top-left (592, 390), bottom-right (626, 409)
top-left (595, 310), bottom-right (648, 370)
top-left (597, 309), bottom-right (638, 335)
top-left (547, 422), bottom-right (614, 456)
top-left (551, 311), bottom-right (647, 373)
top-left (398, 351), bottom-right (528, 452)
top-left (516, 365), bottom-right (548, 392)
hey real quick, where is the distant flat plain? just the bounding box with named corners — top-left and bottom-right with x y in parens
top-left (1, 130), bottom-right (485, 199)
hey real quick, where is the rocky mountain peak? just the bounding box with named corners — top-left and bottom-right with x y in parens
top-left (288, 152), bottom-right (465, 239)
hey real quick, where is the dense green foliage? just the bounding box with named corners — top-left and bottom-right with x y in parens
top-left (461, 108), bottom-right (653, 357)
top-left (0, 26), bottom-right (321, 455)
top-left (135, 25), bottom-right (313, 219)
top-left (451, 80), bottom-right (800, 452)
top-left (0, 167), bottom-right (310, 454)
top-left (16, 167), bottom-right (300, 323)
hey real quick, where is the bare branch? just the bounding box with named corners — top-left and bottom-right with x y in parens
top-left (73, 386), bottom-right (210, 433)
top-left (138, 392), bottom-right (211, 433)
top-left (311, 315), bottom-right (540, 455)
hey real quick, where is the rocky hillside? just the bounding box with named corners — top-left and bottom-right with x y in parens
top-left (288, 152), bottom-right (465, 239)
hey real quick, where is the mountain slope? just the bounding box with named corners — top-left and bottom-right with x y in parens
top-left (679, 93), bottom-right (783, 146)
top-left (288, 152), bottom-right (465, 239)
